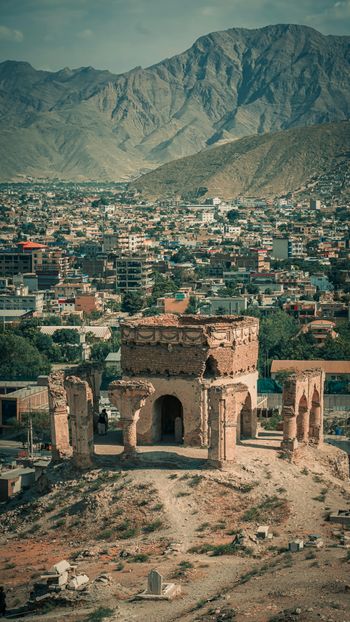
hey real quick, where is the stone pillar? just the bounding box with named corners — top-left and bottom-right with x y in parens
top-left (281, 406), bottom-right (298, 451)
top-left (310, 404), bottom-right (323, 446)
top-left (64, 376), bottom-right (94, 469)
top-left (208, 384), bottom-right (238, 469)
top-left (48, 371), bottom-right (72, 461)
top-left (77, 362), bottom-right (103, 428)
top-left (109, 380), bottom-right (154, 458)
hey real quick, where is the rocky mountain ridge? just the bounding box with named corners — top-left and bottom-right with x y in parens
top-left (0, 24), bottom-right (349, 180)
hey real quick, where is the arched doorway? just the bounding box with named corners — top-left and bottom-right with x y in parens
top-left (153, 395), bottom-right (184, 444)
top-left (240, 393), bottom-right (252, 439)
top-left (296, 394), bottom-right (308, 442)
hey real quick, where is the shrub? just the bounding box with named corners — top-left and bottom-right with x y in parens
top-left (85, 608), bottom-right (114, 621)
top-left (143, 519), bottom-right (163, 533)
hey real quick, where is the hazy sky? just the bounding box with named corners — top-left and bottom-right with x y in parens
top-left (0, 0), bottom-right (350, 73)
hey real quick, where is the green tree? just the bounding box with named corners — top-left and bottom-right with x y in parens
top-left (90, 341), bottom-right (112, 362)
top-left (121, 290), bottom-right (144, 314)
top-left (185, 296), bottom-right (198, 314)
top-left (52, 329), bottom-right (80, 344)
top-left (0, 333), bottom-right (51, 380)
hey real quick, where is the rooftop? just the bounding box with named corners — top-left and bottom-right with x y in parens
top-left (124, 313), bottom-right (257, 328)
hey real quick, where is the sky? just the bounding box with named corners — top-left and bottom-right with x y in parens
top-left (0, 0), bottom-right (350, 73)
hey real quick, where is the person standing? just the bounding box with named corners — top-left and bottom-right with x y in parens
top-left (97, 412), bottom-right (106, 435)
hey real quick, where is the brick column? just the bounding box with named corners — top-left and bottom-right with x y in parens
top-left (208, 384), bottom-right (239, 469)
top-left (310, 403), bottom-right (323, 446)
top-left (281, 406), bottom-right (298, 452)
top-left (48, 371), bottom-right (72, 461)
top-left (109, 380), bottom-right (154, 458)
top-left (64, 376), bottom-right (94, 469)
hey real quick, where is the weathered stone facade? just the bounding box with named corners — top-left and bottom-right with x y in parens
top-left (120, 314), bottom-right (259, 451)
top-left (109, 380), bottom-right (155, 457)
top-left (64, 376), bottom-right (94, 469)
top-left (48, 371), bottom-right (71, 461)
top-left (281, 369), bottom-right (325, 452)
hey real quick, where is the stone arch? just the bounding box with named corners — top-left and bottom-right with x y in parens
top-left (153, 395), bottom-right (184, 444)
top-left (296, 394), bottom-right (308, 442)
top-left (239, 392), bottom-right (253, 439)
top-left (309, 386), bottom-right (322, 444)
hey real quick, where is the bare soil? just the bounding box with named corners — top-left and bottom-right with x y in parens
top-left (0, 432), bottom-right (349, 622)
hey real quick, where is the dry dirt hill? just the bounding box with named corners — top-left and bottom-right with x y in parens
top-left (0, 438), bottom-right (349, 622)
top-left (131, 121), bottom-right (350, 199)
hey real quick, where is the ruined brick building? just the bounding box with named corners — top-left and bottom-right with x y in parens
top-left (48, 314), bottom-right (326, 470)
top-left (119, 314), bottom-right (259, 448)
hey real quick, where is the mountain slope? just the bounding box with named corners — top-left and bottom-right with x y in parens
top-left (0, 24), bottom-right (350, 180)
top-left (131, 121), bottom-right (350, 198)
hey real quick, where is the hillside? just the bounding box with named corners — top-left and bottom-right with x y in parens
top-left (0, 24), bottom-right (350, 180)
top-left (132, 121), bottom-right (350, 198)
top-left (0, 437), bottom-right (349, 621)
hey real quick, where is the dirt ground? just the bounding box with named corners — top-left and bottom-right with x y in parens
top-left (0, 431), bottom-right (349, 622)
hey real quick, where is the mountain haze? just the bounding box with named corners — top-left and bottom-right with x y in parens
top-left (0, 24), bottom-right (349, 180)
top-left (132, 122), bottom-right (350, 198)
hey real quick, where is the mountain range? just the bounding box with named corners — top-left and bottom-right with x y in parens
top-left (0, 24), bottom-right (349, 181)
top-left (131, 121), bottom-right (350, 198)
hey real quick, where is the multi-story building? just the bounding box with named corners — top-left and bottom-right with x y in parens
top-left (272, 237), bottom-right (304, 259)
top-left (0, 291), bottom-right (44, 313)
top-left (116, 255), bottom-right (154, 293)
top-left (103, 232), bottom-right (145, 254)
top-left (0, 250), bottom-right (33, 276)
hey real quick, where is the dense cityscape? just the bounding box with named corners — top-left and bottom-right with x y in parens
top-left (0, 4), bottom-right (350, 621)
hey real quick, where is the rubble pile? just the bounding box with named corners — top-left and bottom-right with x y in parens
top-left (29, 559), bottom-right (90, 608)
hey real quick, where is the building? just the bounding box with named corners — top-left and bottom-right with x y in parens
top-left (120, 314), bottom-right (259, 446)
top-left (116, 255), bottom-right (154, 293)
top-left (299, 320), bottom-right (337, 346)
top-left (157, 290), bottom-right (191, 314)
top-left (272, 238), bottom-right (304, 259)
top-left (0, 249), bottom-right (33, 277)
top-left (202, 296), bottom-right (247, 315)
top-left (0, 386), bottom-right (49, 429)
top-left (75, 293), bottom-right (103, 314)
top-left (0, 291), bottom-right (44, 313)
top-left (103, 232), bottom-right (145, 253)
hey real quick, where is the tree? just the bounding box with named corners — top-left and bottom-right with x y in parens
top-left (121, 290), bottom-right (144, 314)
top-left (227, 209), bottom-right (241, 222)
top-left (172, 247), bottom-right (195, 264)
top-left (185, 296), bottom-right (198, 314)
top-left (90, 341), bottom-right (113, 362)
top-left (0, 333), bottom-right (51, 380)
top-left (52, 329), bottom-right (80, 345)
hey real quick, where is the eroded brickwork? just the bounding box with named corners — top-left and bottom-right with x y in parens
top-left (121, 314), bottom-right (259, 449)
top-left (64, 376), bottom-right (94, 469)
top-left (48, 371), bottom-right (71, 461)
top-left (109, 380), bottom-right (155, 457)
top-left (121, 314), bottom-right (259, 378)
top-left (281, 369), bottom-right (325, 452)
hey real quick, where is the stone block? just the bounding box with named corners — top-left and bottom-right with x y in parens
top-left (49, 560), bottom-right (71, 575)
top-left (289, 539), bottom-right (304, 552)
top-left (329, 510), bottom-right (350, 527)
top-left (67, 574), bottom-right (89, 590)
top-left (256, 525), bottom-right (270, 539)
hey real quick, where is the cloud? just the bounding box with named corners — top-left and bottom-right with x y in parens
top-left (77, 28), bottom-right (94, 39)
top-left (0, 25), bottom-right (23, 42)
